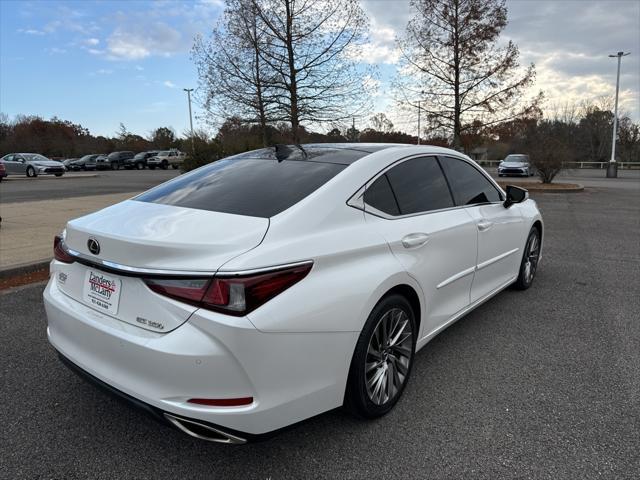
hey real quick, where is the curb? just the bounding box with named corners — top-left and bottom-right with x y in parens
top-left (497, 182), bottom-right (584, 193)
top-left (3, 174), bottom-right (99, 181)
top-left (0, 259), bottom-right (51, 280)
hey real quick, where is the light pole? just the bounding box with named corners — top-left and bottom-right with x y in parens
top-left (183, 88), bottom-right (195, 154)
top-left (606, 51), bottom-right (630, 178)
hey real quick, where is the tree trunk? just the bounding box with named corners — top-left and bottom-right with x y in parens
top-left (285, 0), bottom-right (300, 143)
top-left (253, 19), bottom-right (269, 147)
top-left (452, 0), bottom-right (462, 150)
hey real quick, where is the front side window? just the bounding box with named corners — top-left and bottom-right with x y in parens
top-left (440, 156), bottom-right (501, 206)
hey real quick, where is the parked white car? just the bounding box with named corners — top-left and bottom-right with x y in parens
top-left (498, 154), bottom-right (535, 177)
top-left (44, 144), bottom-right (543, 443)
top-left (147, 150), bottom-right (186, 170)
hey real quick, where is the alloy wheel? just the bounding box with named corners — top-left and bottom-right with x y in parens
top-left (524, 232), bottom-right (540, 284)
top-left (365, 308), bottom-right (413, 406)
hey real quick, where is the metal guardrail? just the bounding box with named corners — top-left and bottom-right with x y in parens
top-left (476, 160), bottom-right (640, 169)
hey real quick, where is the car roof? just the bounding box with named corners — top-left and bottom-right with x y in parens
top-left (229, 143), bottom-right (412, 166)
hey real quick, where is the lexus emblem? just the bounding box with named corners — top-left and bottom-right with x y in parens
top-left (87, 238), bottom-right (100, 255)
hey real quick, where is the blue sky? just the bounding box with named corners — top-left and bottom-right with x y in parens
top-left (1, 0), bottom-right (639, 138)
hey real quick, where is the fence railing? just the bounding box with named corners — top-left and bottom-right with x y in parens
top-left (476, 160), bottom-right (640, 170)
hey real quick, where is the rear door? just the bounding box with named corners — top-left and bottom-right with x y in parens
top-left (363, 156), bottom-right (478, 339)
top-left (439, 156), bottom-right (524, 302)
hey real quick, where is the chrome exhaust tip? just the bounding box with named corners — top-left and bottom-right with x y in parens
top-left (164, 413), bottom-right (247, 445)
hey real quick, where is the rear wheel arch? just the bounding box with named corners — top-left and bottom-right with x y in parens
top-left (381, 284), bottom-right (422, 335)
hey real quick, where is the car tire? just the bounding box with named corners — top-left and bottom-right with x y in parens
top-left (111, 162), bottom-right (119, 170)
top-left (161, 160), bottom-right (168, 170)
top-left (171, 164), bottom-right (178, 169)
top-left (26, 166), bottom-right (37, 178)
top-left (513, 227), bottom-right (541, 290)
top-left (344, 294), bottom-right (417, 419)
top-left (55, 173), bottom-right (63, 177)
top-left (136, 162), bottom-right (144, 170)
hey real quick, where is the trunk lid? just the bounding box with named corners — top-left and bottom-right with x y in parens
top-left (58, 200), bottom-right (268, 332)
top-left (65, 199), bottom-right (268, 271)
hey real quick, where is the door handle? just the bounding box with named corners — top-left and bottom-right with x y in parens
top-left (477, 220), bottom-right (493, 232)
top-left (402, 233), bottom-right (430, 249)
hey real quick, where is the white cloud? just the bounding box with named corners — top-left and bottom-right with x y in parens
top-left (89, 68), bottom-right (113, 76)
top-left (106, 23), bottom-right (183, 60)
top-left (163, 80), bottom-right (177, 88)
top-left (17, 28), bottom-right (45, 35)
top-left (45, 47), bottom-right (67, 55)
top-left (84, 38), bottom-right (100, 46)
top-left (347, 14), bottom-right (403, 65)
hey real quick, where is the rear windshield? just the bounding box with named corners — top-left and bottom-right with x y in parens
top-left (135, 158), bottom-right (346, 217)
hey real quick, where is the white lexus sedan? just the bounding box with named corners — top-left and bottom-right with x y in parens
top-left (44, 144), bottom-right (543, 444)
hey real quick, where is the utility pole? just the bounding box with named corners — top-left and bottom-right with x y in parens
top-left (607, 51), bottom-right (630, 178)
top-left (183, 88), bottom-right (195, 154)
top-left (417, 100), bottom-right (421, 145)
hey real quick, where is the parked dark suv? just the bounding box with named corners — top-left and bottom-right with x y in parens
top-left (106, 151), bottom-right (135, 170)
top-left (123, 151), bottom-right (159, 170)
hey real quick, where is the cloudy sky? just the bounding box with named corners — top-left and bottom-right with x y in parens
top-left (1, 0), bottom-right (638, 137)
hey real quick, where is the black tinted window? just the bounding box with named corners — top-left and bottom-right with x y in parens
top-left (136, 158), bottom-right (346, 217)
top-left (364, 174), bottom-right (400, 215)
top-left (384, 157), bottom-right (454, 215)
top-left (440, 157), bottom-right (501, 205)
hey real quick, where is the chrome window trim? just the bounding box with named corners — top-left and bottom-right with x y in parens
top-left (65, 248), bottom-right (313, 278)
top-left (347, 152), bottom-right (505, 221)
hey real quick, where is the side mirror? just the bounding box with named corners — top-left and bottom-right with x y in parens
top-left (503, 185), bottom-right (528, 208)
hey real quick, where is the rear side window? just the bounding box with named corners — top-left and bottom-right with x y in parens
top-left (136, 158), bottom-right (346, 218)
top-left (382, 156), bottom-right (454, 215)
top-left (440, 157), bottom-right (501, 205)
top-left (364, 174), bottom-right (400, 215)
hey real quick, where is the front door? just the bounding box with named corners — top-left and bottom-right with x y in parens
top-left (362, 156), bottom-right (478, 339)
top-left (438, 156), bottom-right (524, 303)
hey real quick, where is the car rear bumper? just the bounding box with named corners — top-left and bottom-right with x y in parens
top-left (57, 351), bottom-right (256, 443)
top-left (44, 271), bottom-right (356, 436)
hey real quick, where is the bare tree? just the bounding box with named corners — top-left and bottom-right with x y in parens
top-left (370, 113), bottom-right (394, 133)
top-left (395, 0), bottom-right (539, 148)
top-left (251, 0), bottom-right (373, 143)
top-left (193, 0), bottom-right (277, 146)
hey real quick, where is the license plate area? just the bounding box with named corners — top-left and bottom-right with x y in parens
top-left (82, 269), bottom-right (122, 315)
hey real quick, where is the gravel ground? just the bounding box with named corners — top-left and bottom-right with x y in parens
top-left (1, 184), bottom-right (638, 479)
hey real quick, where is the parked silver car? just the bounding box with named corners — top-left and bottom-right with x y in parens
top-left (498, 154), bottom-right (535, 177)
top-left (0, 153), bottom-right (65, 177)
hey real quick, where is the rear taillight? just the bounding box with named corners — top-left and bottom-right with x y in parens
top-left (53, 235), bottom-right (75, 263)
top-left (144, 278), bottom-right (210, 307)
top-left (143, 262), bottom-right (312, 316)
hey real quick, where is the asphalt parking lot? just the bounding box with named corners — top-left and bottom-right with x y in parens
top-left (1, 184), bottom-right (639, 479)
top-left (0, 169), bottom-right (179, 204)
top-left (1, 164), bottom-right (638, 204)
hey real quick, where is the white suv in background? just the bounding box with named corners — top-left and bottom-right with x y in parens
top-left (147, 150), bottom-right (187, 170)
